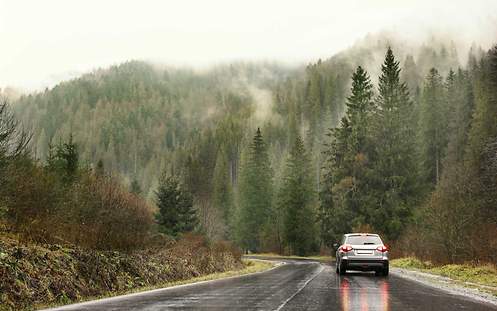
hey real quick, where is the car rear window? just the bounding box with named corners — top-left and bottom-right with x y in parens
top-left (345, 235), bottom-right (382, 245)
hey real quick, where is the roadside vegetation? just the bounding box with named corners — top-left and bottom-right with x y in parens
top-left (391, 258), bottom-right (497, 294)
top-left (0, 100), bottom-right (247, 310)
top-left (0, 234), bottom-right (244, 311)
top-left (1, 31), bottom-right (497, 309)
top-left (12, 36), bottom-right (497, 263)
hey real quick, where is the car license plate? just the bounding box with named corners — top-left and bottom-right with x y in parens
top-left (357, 251), bottom-right (373, 255)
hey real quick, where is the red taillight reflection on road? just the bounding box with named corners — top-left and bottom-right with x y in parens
top-left (339, 276), bottom-right (390, 311)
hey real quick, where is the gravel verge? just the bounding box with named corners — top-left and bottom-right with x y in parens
top-left (392, 267), bottom-right (497, 306)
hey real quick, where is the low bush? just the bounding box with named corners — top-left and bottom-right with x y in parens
top-left (1, 160), bottom-right (155, 251)
top-left (63, 174), bottom-right (155, 251)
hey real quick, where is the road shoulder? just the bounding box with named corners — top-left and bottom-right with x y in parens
top-left (392, 267), bottom-right (497, 307)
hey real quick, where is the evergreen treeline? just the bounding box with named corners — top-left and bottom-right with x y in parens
top-left (9, 35), bottom-right (496, 262)
top-left (321, 45), bottom-right (497, 264)
top-left (0, 104), bottom-right (153, 249)
top-left (0, 99), bottom-right (199, 249)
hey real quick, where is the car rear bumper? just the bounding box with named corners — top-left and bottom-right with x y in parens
top-left (342, 258), bottom-right (388, 270)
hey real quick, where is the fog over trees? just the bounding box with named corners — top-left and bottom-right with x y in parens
top-left (1, 31), bottom-right (496, 263)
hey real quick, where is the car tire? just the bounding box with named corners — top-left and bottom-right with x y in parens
top-left (338, 261), bottom-right (347, 275)
top-left (336, 264), bottom-right (339, 274)
top-left (382, 264), bottom-right (389, 276)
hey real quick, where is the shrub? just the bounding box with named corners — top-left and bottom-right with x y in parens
top-left (2, 158), bottom-right (62, 242)
top-left (2, 162), bottom-right (155, 251)
top-left (64, 174), bottom-right (155, 251)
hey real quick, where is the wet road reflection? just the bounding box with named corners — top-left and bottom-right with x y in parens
top-left (45, 259), bottom-right (497, 311)
top-left (339, 273), bottom-right (390, 311)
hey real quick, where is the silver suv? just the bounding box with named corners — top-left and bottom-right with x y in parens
top-left (335, 233), bottom-right (389, 276)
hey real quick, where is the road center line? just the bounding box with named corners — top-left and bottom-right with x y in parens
top-left (273, 263), bottom-right (325, 311)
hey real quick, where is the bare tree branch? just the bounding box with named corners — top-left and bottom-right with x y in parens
top-left (0, 98), bottom-right (32, 162)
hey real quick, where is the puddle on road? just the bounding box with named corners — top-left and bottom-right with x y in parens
top-left (338, 275), bottom-right (390, 311)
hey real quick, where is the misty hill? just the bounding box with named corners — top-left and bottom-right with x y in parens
top-left (14, 33), bottom-right (478, 198)
top-left (14, 61), bottom-right (289, 194)
top-left (6, 29), bottom-right (497, 262)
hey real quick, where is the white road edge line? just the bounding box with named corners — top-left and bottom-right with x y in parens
top-left (42, 259), bottom-right (286, 311)
top-left (274, 263), bottom-right (325, 311)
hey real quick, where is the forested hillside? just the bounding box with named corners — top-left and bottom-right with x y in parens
top-left (9, 33), bottom-right (496, 261)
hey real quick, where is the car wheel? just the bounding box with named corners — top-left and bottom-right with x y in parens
top-left (336, 264), bottom-right (339, 274)
top-left (339, 262), bottom-right (347, 275)
top-left (375, 269), bottom-right (383, 276)
top-left (383, 264), bottom-right (389, 276)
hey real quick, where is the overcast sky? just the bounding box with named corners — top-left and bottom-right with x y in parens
top-left (1, 0), bottom-right (496, 90)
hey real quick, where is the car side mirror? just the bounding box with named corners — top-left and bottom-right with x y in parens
top-left (333, 243), bottom-right (339, 250)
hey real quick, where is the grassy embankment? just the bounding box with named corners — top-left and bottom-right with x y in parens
top-left (0, 235), bottom-right (274, 311)
top-left (391, 257), bottom-right (497, 295)
top-left (37, 259), bottom-right (273, 310)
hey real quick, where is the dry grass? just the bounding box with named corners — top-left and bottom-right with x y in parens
top-left (36, 259), bottom-right (274, 310)
top-left (0, 235), bottom-right (243, 311)
top-left (391, 257), bottom-right (497, 294)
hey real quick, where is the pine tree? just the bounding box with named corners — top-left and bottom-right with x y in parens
top-left (62, 135), bottom-right (79, 181)
top-left (467, 45), bottom-right (497, 163)
top-left (465, 45), bottom-right (497, 222)
top-left (369, 47), bottom-right (418, 240)
top-left (345, 66), bottom-right (375, 155)
top-left (47, 135), bottom-right (79, 183)
top-left (305, 64), bottom-right (323, 145)
top-left (419, 68), bottom-right (448, 186)
top-left (212, 150), bottom-right (234, 238)
top-left (155, 172), bottom-right (197, 237)
top-left (402, 55), bottom-right (422, 96)
top-left (279, 136), bottom-right (316, 255)
top-left (445, 69), bottom-right (473, 164)
top-left (236, 128), bottom-right (273, 252)
top-left (320, 66), bottom-right (374, 244)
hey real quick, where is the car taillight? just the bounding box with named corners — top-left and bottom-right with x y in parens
top-left (376, 245), bottom-right (388, 252)
top-left (340, 245), bottom-right (353, 252)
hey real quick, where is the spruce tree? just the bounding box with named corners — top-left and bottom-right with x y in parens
top-left (279, 136), bottom-right (316, 255)
top-left (236, 128), bottom-right (273, 252)
top-left (345, 66), bottom-right (375, 155)
top-left (370, 47), bottom-right (418, 240)
top-left (212, 150), bottom-right (235, 238)
top-left (402, 55), bottom-right (422, 97)
top-left (467, 45), bottom-right (497, 163)
top-left (419, 68), bottom-right (448, 186)
top-left (320, 66), bottom-right (374, 244)
top-left (155, 172), bottom-right (197, 237)
top-left (304, 63), bottom-right (324, 146)
top-left (445, 69), bottom-right (473, 164)
top-left (47, 135), bottom-right (79, 183)
top-left (465, 45), bottom-right (497, 222)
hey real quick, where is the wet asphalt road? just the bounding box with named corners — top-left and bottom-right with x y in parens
top-left (47, 258), bottom-right (497, 311)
